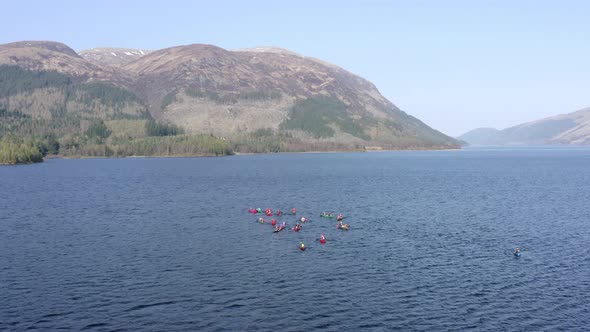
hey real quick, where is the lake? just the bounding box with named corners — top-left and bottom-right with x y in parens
top-left (1, 148), bottom-right (590, 331)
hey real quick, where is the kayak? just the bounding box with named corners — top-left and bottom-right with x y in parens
top-left (273, 226), bottom-right (286, 233)
top-left (514, 252), bottom-right (521, 257)
top-left (320, 212), bottom-right (335, 218)
top-left (337, 223), bottom-right (350, 230)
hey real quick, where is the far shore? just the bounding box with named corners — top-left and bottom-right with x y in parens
top-left (44, 147), bottom-right (461, 159)
top-left (2, 146), bottom-right (464, 165)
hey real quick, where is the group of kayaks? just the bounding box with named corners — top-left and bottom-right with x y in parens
top-left (321, 210), bottom-right (350, 230)
top-left (248, 207), bottom-right (296, 217)
top-left (248, 207), bottom-right (350, 251)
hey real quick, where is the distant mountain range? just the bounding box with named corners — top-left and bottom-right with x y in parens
top-left (458, 108), bottom-right (590, 146)
top-left (0, 40), bottom-right (459, 157)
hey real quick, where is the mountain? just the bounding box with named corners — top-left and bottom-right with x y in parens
top-left (0, 40), bottom-right (459, 159)
top-left (124, 44), bottom-right (457, 148)
top-left (458, 108), bottom-right (590, 145)
top-left (0, 41), bottom-right (145, 121)
top-left (79, 47), bottom-right (152, 67)
top-left (0, 41), bottom-right (130, 84)
top-left (457, 127), bottom-right (502, 146)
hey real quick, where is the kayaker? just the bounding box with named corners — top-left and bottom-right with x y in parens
top-left (292, 208), bottom-right (297, 215)
top-left (337, 213), bottom-right (343, 221)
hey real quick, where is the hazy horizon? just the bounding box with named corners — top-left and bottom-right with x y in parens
top-left (2, 0), bottom-right (589, 136)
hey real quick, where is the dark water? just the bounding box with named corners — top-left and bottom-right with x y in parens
top-left (1, 148), bottom-right (590, 331)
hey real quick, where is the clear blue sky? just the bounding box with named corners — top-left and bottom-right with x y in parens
top-left (3, 0), bottom-right (590, 136)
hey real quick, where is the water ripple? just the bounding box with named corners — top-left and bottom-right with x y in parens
top-left (1, 151), bottom-right (590, 331)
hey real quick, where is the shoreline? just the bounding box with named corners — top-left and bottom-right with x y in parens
top-left (46, 146), bottom-right (461, 160)
top-left (3, 146), bottom-right (463, 165)
top-left (0, 160), bottom-right (43, 166)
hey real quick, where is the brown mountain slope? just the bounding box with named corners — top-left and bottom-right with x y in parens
top-left (122, 44), bottom-right (456, 148)
top-left (2, 41), bottom-right (81, 58)
top-left (125, 44), bottom-right (392, 118)
top-left (0, 41), bottom-right (134, 86)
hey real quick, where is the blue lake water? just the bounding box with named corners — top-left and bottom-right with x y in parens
top-left (1, 148), bottom-right (590, 331)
